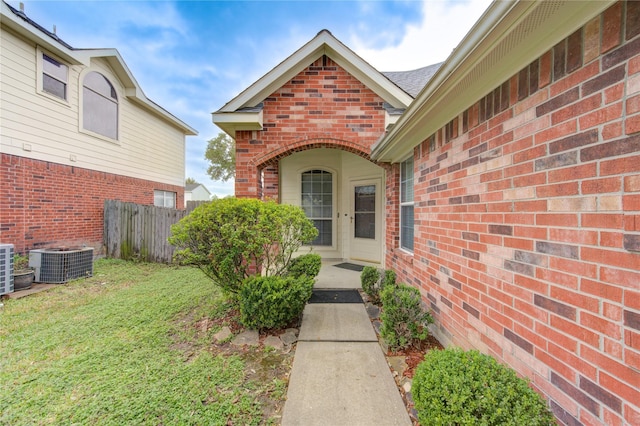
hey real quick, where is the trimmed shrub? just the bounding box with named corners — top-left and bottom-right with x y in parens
top-left (412, 348), bottom-right (555, 426)
top-left (287, 253), bottom-right (322, 279)
top-left (360, 266), bottom-right (380, 302)
top-left (381, 269), bottom-right (397, 291)
top-left (169, 197), bottom-right (318, 295)
top-left (239, 275), bottom-right (314, 329)
top-left (380, 283), bottom-right (433, 350)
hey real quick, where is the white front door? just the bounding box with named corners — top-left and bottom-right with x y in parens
top-left (349, 179), bottom-right (382, 264)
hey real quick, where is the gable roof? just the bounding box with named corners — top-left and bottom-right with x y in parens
top-left (185, 183), bottom-right (211, 195)
top-left (372, 0), bottom-right (613, 162)
top-left (1, 1), bottom-right (197, 136)
top-left (382, 62), bottom-right (443, 98)
top-left (213, 29), bottom-right (416, 137)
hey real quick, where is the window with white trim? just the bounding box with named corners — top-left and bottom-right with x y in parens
top-left (41, 53), bottom-right (68, 100)
top-left (154, 190), bottom-right (176, 208)
top-left (301, 170), bottom-right (332, 246)
top-left (83, 71), bottom-right (118, 139)
top-left (400, 156), bottom-right (414, 251)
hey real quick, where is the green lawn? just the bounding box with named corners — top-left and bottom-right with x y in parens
top-left (0, 259), bottom-right (286, 425)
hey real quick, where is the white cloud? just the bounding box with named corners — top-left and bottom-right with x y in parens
top-left (351, 0), bottom-right (492, 71)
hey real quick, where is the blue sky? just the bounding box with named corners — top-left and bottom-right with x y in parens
top-left (14, 0), bottom-right (491, 197)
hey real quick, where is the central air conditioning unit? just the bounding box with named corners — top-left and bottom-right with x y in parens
top-left (0, 243), bottom-right (14, 295)
top-left (29, 247), bottom-right (94, 284)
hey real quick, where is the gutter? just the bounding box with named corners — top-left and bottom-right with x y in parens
top-left (370, 0), bottom-right (613, 163)
top-left (370, 0), bottom-right (517, 162)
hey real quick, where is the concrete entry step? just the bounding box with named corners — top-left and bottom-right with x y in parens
top-left (298, 304), bottom-right (377, 342)
top-left (281, 341), bottom-right (412, 426)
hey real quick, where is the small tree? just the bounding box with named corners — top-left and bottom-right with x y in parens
top-left (168, 197), bottom-right (317, 295)
top-left (205, 133), bottom-right (235, 182)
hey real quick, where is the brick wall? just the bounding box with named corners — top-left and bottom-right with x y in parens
top-left (235, 56), bottom-right (387, 199)
top-left (386, 2), bottom-right (639, 424)
top-left (1, 153), bottom-right (184, 254)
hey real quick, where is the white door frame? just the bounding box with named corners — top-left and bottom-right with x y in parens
top-left (347, 177), bottom-right (383, 265)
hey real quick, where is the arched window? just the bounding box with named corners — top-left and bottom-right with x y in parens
top-left (301, 170), bottom-right (332, 246)
top-left (83, 72), bottom-right (118, 139)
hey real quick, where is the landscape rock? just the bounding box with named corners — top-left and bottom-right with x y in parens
top-left (365, 304), bottom-right (380, 319)
top-left (264, 335), bottom-right (284, 350)
top-left (402, 380), bottom-right (412, 393)
top-left (388, 356), bottom-right (408, 376)
top-left (410, 408), bottom-right (419, 422)
top-left (280, 328), bottom-right (298, 346)
top-left (231, 329), bottom-right (259, 346)
top-left (213, 326), bottom-right (232, 342)
top-left (405, 391), bottom-right (414, 405)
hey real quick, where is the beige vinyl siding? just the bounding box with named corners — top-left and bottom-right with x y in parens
top-left (0, 26), bottom-right (185, 187)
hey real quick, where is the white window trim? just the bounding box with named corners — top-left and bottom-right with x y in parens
top-left (299, 167), bottom-right (337, 250)
top-left (36, 46), bottom-right (69, 106)
top-left (400, 156), bottom-right (414, 253)
top-left (78, 69), bottom-right (120, 144)
top-left (154, 190), bottom-right (176, 208)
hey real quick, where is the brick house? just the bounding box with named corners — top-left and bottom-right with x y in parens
top-left (215, 1), bottom-right (639, 424)
top-left (0, 1), bottom-right (197, 254)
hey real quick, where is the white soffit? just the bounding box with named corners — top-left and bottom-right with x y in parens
top-left (372, 0), bottom-right (614, 162)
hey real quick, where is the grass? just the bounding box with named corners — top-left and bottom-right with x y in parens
top-left (0, 259), bottom-right (286, 425)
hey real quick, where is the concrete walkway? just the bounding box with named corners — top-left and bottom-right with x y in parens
top-left (281, 262), bottom-right (411, 426)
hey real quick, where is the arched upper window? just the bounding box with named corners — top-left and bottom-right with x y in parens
top-left (83, 72), bottom-right (118, 139)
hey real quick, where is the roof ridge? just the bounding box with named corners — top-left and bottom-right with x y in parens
top-left (4, 0), bottom-right (74, 50)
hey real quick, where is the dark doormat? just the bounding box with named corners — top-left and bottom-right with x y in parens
top-left (309, 289), bottom-right (363, 304)
top-left (333, 262), bottom-right (365, 272)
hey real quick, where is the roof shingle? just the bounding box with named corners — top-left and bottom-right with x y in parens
top-left (382, 62), bottom-right (443, 98)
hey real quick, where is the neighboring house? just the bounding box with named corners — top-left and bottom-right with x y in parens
top-left (0, 1), bottom-right (197, 254)
top-left (184, 183), bottom-right (211, 206)
top-left (215, 1), bottom-right (639, 425)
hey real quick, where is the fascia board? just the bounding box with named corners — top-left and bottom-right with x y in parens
top-left (218, 30), bottom-right (413, 113)
top-left (128, 95), bottom-right (198, 136)
top-left (323, 43), bottom-right (413, 108)
top-left (385, 111), bottom-right (401, 130)
top-left (218, 35), bottom-right (330, 113)
top-left (212, 110), bottom-right (264, 137)
top-left (372, 0), bottom-right (613, 163)
top-left (1, 2), bottom-right (82, 65)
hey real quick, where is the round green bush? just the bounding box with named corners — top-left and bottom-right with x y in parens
top-left (287, 253), bottom-right (322, 279)
top-left (239, 275), bottom-right (314, 329)
top-left (412, 348), bottom-right (555, 426)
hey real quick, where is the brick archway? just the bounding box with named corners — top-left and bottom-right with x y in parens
top-left (252, 136), bottom-right (376, 200)
top-left (252, 136), bottom-right (372, 169)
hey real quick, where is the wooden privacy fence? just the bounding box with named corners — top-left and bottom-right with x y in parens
top-left (104, 200), bottom-right (190, 263)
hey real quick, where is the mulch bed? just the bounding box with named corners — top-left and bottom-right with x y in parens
top-left (359, 290), bottom-right (445, 425)
top-left (386, 334), bottom-right (444, 378)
